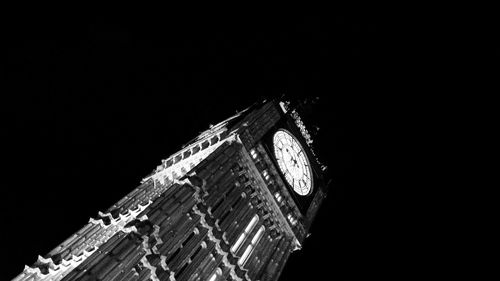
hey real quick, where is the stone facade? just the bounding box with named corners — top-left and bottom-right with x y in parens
top-left (12, 98), bottom-right (329, 281)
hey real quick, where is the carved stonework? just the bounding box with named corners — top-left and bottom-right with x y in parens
top-left (13, 98), bottom-right (330, 281)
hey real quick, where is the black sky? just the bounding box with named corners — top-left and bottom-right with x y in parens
top-left (2, 13), bottom-right (397, 280)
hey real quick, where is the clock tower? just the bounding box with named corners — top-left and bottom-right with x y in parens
top-left (13, 97), bottom-right (330, 281)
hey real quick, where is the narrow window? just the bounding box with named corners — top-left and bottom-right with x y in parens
top-left (244, 215), bottom-right (259, 233)
top-left (176, 262), bottom-right (189, 278)
top-left (230, 214), bottom-right (259, 254)
top-left (238, 245), bottom-right (253, 266)
top-left (231, 233), bottom-right (245, 253)
top-left (208, 267), bottom-right (222, 281)
top-left (238, 225), bottom-right (265, 266)
top-left (219, 209), bottom-right (231, 224)
top-left (191, 245), bottom-right (202, 260)
top-left (251, 226), bottom-right (265, 244)
top-left (166, 246), bottom-right (181, 264)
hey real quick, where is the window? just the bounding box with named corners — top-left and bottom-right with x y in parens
top-left (238, 245), bottom-right (253, 266)
top-left (274, 192), bottom-right (282, 203)
top-left (231, 214), bottom-right (259, 253)
top-left (262, 169), bottom-right (270, 181)
top-left (231, 233), bottom-right (245, 254)
top-left (250, 148), bottom-right (258, 159)
top-left (238, 225), bottom-right (265, 266)
top-left (208, 267), bottom-right (222, 281)
top-left (201, 140), bottom-right (209, 149)
top-left (287, 213), bottom-right (297, 226)
top-left (192, 145), bottom-right (200, 154)
top-left (251, 225), bottom-right (265, 244)
top-left (174, 154), bottom-right (182, 163)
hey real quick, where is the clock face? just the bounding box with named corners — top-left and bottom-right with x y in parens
top-left (273, 130), bottom-right (313, 196)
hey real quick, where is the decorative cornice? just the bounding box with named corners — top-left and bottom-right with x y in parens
top-left (90, 200), bottom-right (151, 228)
top-left (13, 246), bottom-right (98, 281)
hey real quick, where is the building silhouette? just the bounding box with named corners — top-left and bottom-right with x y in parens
top-left (13, 97), bottom-right (330, 281)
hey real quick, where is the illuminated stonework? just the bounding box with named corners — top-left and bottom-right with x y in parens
top-left (12, 98), bottom-right (330, 281)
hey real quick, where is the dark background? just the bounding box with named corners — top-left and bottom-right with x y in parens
top-left (2, 13), bottom-right (398, 280)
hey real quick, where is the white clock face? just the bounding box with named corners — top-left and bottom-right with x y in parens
top-left (273, 130), bottom-right (313, 196)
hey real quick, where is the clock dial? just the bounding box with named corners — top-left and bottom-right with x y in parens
top-left (273, 130), bottom-right (313, 196)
